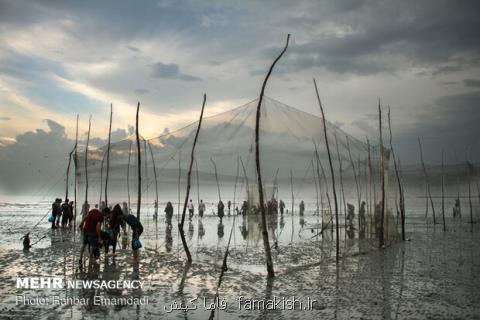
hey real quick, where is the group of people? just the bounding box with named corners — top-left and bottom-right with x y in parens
top-left (51, 198), bottom-right (75, 229)
top-left (73, 201), bottom-right (144, 267)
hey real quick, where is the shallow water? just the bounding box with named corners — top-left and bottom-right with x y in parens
top-left (0, 197), bottom-right (479, 319)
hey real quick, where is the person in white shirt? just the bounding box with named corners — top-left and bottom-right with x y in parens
top-left (187, 199), bottom-right (195, 219)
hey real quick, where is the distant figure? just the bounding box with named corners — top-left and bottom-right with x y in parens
top-left (100, 201), bottom-right (106, 211)
top-left (217, 200), bottom-right (225, 219)
top-left (22, 233), bottom-right (31, 250)
top-left (122, 212), bottom-right (144, 264)
top-left (68, 201), bottom-right (74, 227)
top-left (299, 200), bottom-right (305, 216)
top-left (165, 202), bottom-right (174, 224)
top-left (453, 198), bottom-right (461, 217)
top-left (79, 208), bottom-right (106, 267)
top-left (241, 201), bottom-right (248, 216)
top-left (51, 198), bottom-right (62, 229)
top-left (359, 201), bottom-right (366, 238)
top-left (187, 199), bottom-right (194, 219)
top-left (279, 200), bottom-right (285, 215)
top-left (61, 199), bottom-right (70, 228)
top-left (227, 200), bottom-right (231, 215)
top-left (347, 203), bottom-right (355, 226)
top-left (198, 200), bottom-right (205, 218)
top-left (153, 200), bottom-right (158, 220)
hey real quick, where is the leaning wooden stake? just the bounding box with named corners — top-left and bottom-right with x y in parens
top-left (387, 107), bottom-right (406, 240)
top-left (135, 102), bottom-right (141, 220)
top-left (105, 103), bottom-right (113, 207)
top-left (255, 34), bottom-right (290, 277)
top-left (180, 94), bottom-right (206, 263)
top-left (379, 102), bottom-right (386, 248)
top-left (418, 137), bottom-right (436, 224)
top-left (84, 115), bottom-right (91, 217)
top-left (313, 78), bottom-right (339, 262)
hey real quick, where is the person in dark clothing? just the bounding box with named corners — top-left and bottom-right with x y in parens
top-left (299, 200), bottom-right (305, 216)
top-left (51, 198), bottom-right (62, 229)
top-left (61, 199), bottom-right (71, 228)
top-left (279, 200), bottom-right (285, 215)
top-left (105, 204), bottom-right (123, 255)
top-left (217, 200), bottom-right (225, 220)
top-left (122, 213), bottom-right (144, 263)
top-left (164, 202), bottom-right (174, 225)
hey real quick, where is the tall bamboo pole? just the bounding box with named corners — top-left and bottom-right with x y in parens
top-left (387, 107), bottom-right (405, 240)
top-left (211, 158), bottom-right (222, 201)
top-left (233, 157), bottom-right (240, 214)
top-left (346, 136), bottom-right (361, 232)
top-left (441, 150), bottom-right (446, 232)
top-left (254, 34), bottom-right (290, 277)
top-left (105, 103), bottom-right (113, 207)
top-left (313, 78), bottom-right (339, 261)
top-left (195, 159), bottom-right (200, 206)
top-left (240, 157), bottom-right (249, 197)
top-left (84, 116), bottom-right (91, 216)
top-left (180, 94), bottom-right (206, 263)
top-left (73, 115), bottom-right (78, 233)
top-left (379, 102), bottom-right (386, 248)
top-left (127, 141), bottom-right (132, 211)
top-left (418, 137), bottom-right (436, 224)
top-left (148, 141), bottom-right (159, 216)
top-left (367, 138), bottom-right (373, 235)
top-left (135, 102), bottom-right (141, 220)
top-left (334, 133), bottom-right (347, 230)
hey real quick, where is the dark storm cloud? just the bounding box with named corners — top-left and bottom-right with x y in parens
top-left (150, 62), bottom-right (200, 81)
top-left (395, 91), bottom-right (480, 163)
top-left (265, 0), bottom-right (480, 75)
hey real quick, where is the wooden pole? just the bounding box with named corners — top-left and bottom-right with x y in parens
top-left (127, 141), bottom-right (132, 211)
top-left (387, 107), bottom-right (406, 240)
top-left (441, 149), bottom-right (446, 232)
top-left (73, 115), bottom-right (79, 233)
top-left (334, 133), bottom-right (347, 230)
top-left (195, 159), bottom-right (200, 206)
top-left (379, 102), bottom-right (386, 248)
top-left (254, 34), bottom-right (290, 278)
top-left (210, 157), bottom-right (222, 201)
top-left (312, 159), bottom-right (320, 219)
top-left (99, 151), bottom-right (105, 207)
top-left (180, 94), bottom-right (206, 263)
top-left (346, 136), bottom-right (361, 232)
top-left (367, 138), bottom-right (373, 235)
top-left (313, 78), bottom-right (339, 262)
top-left (418, 137), bottom-right (436, 224)
top-left (135, 102), bottom-right (141, 220)
top-left (105, 103), bottom-right (113, 207)
top-left (65, 147), bottom-right (74, 201)
top-left (148, 141), bottom-right (159, 216)
top-left (84, 115), bottom-right (91, 216)
top-left (233, 157), bottom-right (240, 214)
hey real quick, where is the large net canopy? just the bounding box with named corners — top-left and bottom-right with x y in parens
top-left (76, 96), bottom-right (399, 249)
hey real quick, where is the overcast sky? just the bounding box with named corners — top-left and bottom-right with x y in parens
top-left (0, 0), bottom-right (479, 190)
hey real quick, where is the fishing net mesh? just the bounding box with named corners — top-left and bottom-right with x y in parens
top-left (76, 96), bottom-right (400, 248)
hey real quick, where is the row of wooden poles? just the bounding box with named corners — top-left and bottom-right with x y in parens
top-left (62, 35), bottom-right (476, 289)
